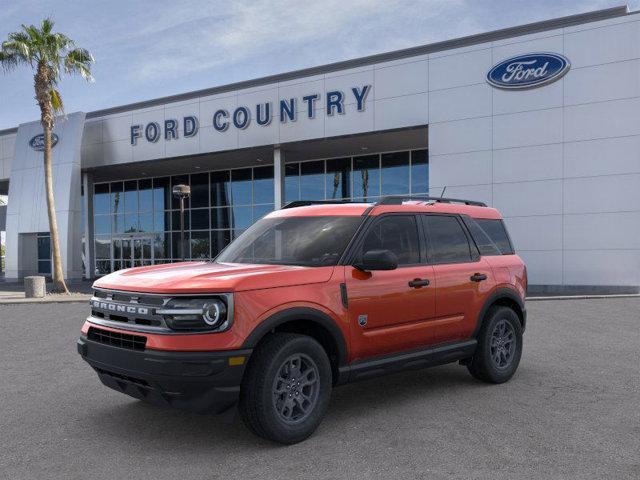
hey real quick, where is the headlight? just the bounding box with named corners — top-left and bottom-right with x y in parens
top-left (157, 296), bottom-right (231, 332)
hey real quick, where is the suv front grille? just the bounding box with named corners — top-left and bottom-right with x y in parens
top-left (89, 289), bottom-right (170, 332)
top-left (88, 326), bottom-right (147, 351)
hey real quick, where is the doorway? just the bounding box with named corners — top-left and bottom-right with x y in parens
top-left (111, 235), bottom-right (154, 271)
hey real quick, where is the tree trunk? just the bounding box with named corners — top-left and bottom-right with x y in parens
top-left (35, 65), bottom-right (68, 294)
top-left (43, 123), bottom-right (68, 293)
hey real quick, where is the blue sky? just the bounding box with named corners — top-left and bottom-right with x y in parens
top-left (0, 0), bottom-right (637, 129)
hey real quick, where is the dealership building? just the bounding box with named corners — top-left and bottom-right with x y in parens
top-left (0, 5), bottom-right (639, 293)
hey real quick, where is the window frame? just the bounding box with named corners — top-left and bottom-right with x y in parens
top-left (345, 213), bottom-right (426, 268)
top-left (420, 213), bottom-right (480, 266)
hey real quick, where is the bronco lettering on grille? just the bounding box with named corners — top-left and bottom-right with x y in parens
top-left (91, 300), bottom-right (149, 315)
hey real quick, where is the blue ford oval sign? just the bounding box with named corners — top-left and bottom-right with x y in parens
top-left (29, 133), bottom-right (59, 151)
top-left (487, 53), bottom-right (570, 90)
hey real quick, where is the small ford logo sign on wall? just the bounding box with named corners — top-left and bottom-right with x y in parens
top-left (487, 53), bottom-right (570, 90)
top-left (29, 133), bottom-right (59, 151)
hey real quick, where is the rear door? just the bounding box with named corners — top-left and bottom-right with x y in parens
top-left (421, 214), bottom-right (494, 344)
top-left (346, 214), bottom-right (436, 360)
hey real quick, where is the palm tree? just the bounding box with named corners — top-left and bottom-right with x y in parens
top-left (0, 18), bottom-right (93, 293)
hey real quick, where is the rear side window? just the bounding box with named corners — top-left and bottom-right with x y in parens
top-left (463, 217), bottom-right (502, 256)
top-left (423, 215), bottom-right (472, 264)
top-left (361, 215), bottom-right (420, 265)
top-left (474, 218), bottom-right (515, 255)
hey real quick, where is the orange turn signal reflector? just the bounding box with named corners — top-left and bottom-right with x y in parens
top-left (228, 356), bottom-right (245, 366)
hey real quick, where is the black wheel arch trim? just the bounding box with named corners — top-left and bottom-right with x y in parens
top-left (472, 288), bottom-right (526, 337)
top-left (242, 307), bottom-right (348, 368)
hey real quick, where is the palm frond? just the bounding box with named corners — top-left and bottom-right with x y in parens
top-left (50, 87), bottom-right (64, 113)
top-left (0, 50), bottom-right (18, 70)
top-left (64, 47), bottom-right (94, 81)
top-left (41, 17), bottom-right (54, 35)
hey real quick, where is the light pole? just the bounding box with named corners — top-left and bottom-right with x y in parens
top-left (172, 184), bottom-right (191, 261)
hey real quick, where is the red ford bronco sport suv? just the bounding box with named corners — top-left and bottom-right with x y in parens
top-left (78, 196), bottom-right (526, 444)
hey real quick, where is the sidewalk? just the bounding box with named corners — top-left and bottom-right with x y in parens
top-left (0, 280), bottom-right (93, 304)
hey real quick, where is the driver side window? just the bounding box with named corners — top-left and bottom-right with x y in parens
top-left (360, 215), bottom-right (420, 266)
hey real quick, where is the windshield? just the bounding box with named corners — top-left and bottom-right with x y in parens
top-left (216, 216), bottom-right (363, 267)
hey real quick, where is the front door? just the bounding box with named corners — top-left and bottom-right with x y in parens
top-left (346, 214), bottom-right (436, 360)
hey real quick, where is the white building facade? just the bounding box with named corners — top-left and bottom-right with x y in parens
top-left (0, 5), bottom-right (638, 294)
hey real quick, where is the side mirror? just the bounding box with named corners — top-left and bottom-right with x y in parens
top-left (355, 249), bottom-right (398, 271)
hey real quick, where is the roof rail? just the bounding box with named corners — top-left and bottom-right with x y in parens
top-left (281, 200), bottom-right (354, 209)
top-left (377, 195), bottom-right (487, 207)
top-left (280, 196), bottom-right (487, 210)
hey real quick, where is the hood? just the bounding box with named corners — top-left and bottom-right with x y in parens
top-left (93, 262), bottom-right (335, 294)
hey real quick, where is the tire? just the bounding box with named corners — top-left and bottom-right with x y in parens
top-left (467, 306), bottom-right (523, 384)
top-left (239, 333), bottom-right (332, 444)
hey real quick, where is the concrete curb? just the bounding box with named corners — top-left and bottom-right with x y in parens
top-left (527, 294), bottom-right (640, 301)
top-left (0, 295), bottom-right (92, 305)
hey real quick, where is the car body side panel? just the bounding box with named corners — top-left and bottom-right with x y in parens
top-left (431, 258), bottom-right (496, 343)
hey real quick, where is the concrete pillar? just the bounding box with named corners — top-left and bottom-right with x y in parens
top-left (274, 147), bottom-right (286, 209)
top-left (82, 172), bottom-right (94, 279)
top-left (25, 276), bottom-right (46, 298)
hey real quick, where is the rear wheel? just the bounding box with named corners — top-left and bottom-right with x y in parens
top-left (239, 333), bottom-right (332, 444)
top-left (467, 306), bottom-right (523, 383)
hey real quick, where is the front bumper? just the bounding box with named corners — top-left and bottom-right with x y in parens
top-left (77, 336), bottom-right (252, 414)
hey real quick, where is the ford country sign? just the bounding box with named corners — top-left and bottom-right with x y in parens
top-left (487, 53), bottom-right (570, 90)
top-left (29, 133), bottom-right (59, 151)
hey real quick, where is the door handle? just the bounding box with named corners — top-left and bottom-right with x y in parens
top-left (408, 278), bottom-right (430, 288)
top-left (470, 273), bottom-right (488, 282)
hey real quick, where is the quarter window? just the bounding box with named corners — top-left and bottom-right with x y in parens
top-left (424, 215), bottom-right (472, 264)
top-left (474, 218), bottom-right (514, 255)
top-left (361, 216), bottom-right (420, 265)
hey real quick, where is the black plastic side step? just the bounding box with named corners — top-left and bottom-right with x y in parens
top-left (338, 339), bottom-right (477, 384)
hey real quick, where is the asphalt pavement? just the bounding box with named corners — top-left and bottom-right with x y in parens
top-left (0, 298), bottom-right (638, 479)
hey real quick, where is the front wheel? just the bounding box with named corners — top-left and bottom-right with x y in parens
top-left (239, 333), bottom-right (332, 444)
top-left (467, 306), bottom-right (523, 383)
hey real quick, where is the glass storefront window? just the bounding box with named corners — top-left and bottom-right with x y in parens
top-left (300, 161), bottom-right (324, 200)
top-left (253, 166), bottom-right (274, 204)
top-left (284, 163), bottom-right (300, 203)
top-left (124, 213), bottom-right (138, 233)
top-left (231, 169), bottom-right (252, 205)
top-left (153, 177), bottom-right (170, 212)
top-left (139, 213), bottom-right (153, 232)
top-left (232, 205), bottom-right (252, 229)
top-left (212, 230), bottom-right (232, 256)
top-left (153, 211), bottom-right (168, 232)
top-left (94, 183), bottom-right (110, 215)
top-left (381, 151), bottom-right (410, 195)
top-left (190, 173), bottom-right (209, 208)
top-left (212, 207), bottom-right (231, 230)
top-left (95, 235), bottom-right (110, 258)
top-left (124, 180), bottom-right (138, 213)
top-left (92, 149), bottom-right (428, 275)
top-left (326, 158), bottom-right (350, 200)
top-left (190, 231), bottom-right (210, 259)
top-left (94, 214), bottom-right (111, 235)
top-left (138, 179), bottom-right (153, 212)
top-left (411, 149), bottom-right (429, 194)
top-left (211, 171), bottom-right (231, 207)
top-left (153, 233), bottom-right (169, 259)
top-left (171, 210), bottom-right (190, 231)
top-left (253, 204), bottom-right (274, 221)
top-left (353, 154), bottom-right (380, 201)
top-left (112, 214), bottom-right (125, 234)
top-left (111, 182), bottom-right (123, 215)
top-left (190, 208), bottom-right (210, 230)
